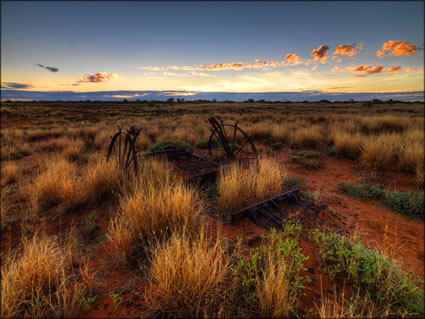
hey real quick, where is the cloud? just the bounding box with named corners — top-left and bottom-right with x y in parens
top-left (104, 93), bottom-right (150, 99)
top-left (1, 82), bottom-right (33, 89)
top-left (311, 65), bottom-right (318, 71)
top-left (285, 54), bottom-right (303, 65)
top-left (420, 69), bottom-right (424, 73)
top-left (77, 72), bottom-right (119, 83)
top-left (138, 59), bottom-right (289, 72)
top-left (311, 45), bottom-right (329, 64)
top-left (332, 43), bottom-right (363, 61)
top-left (376, 41), bottom-right (416, 57)
top-left (159, 91), bottom-right (199, 96)
top-left (35, 63), bottom-right (59, 72)
top-left (332, 64), bottom-right (401, 77)
top-left (405, 68), bottom-right (413, 72)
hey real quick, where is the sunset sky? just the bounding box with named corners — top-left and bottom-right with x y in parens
top-left (1, 1), bottom-right (424, 99)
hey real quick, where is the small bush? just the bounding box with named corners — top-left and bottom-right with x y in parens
top-left (147, 140), bottom-right (191, 153)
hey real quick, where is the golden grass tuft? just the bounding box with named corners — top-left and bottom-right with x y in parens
top-left (1, 234), bottom-right (78, 318)
top-left (62, 139), bottom-right (84, 161)
top-left (1, 162), bottom-right (20, 186)
top-left (256, 258), bottom-right (298, 318)
top-left (82, 156), bottom-right (124, 203)
top-left (360, 134), bottom-right (395, 171)
top-left (289, 125), bottom-right (323, 149)
top-left (147, 231), bottom-right (230, 317)
top-left (217, 157), bottom-right (285, 212)
top-left (106, 158), bottom-right (199, 264)
top-left (32, 158), bottom-right (86, 212)
top-left (333, 131), bottom-right (363, 159)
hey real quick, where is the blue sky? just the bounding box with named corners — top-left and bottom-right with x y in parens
top-left (1, 1), bottom-right (424, 99)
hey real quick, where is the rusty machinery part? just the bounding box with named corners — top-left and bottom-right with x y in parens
top-left (107, 126), bottom-right (140, 174)
top-left (230, 188), bottom-right (327, 229)
top-left (208, 117), bottom-right (258, 164)
top-left (145, 148), bottom-right (219, 167)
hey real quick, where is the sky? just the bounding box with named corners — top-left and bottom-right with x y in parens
top-left (1, 1), bottom-right (424, 100)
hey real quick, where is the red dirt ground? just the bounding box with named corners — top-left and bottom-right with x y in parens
top-left (1, 147), bottom-right (423, 318)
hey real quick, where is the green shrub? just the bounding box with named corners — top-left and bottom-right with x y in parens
top-left (312, 229), bottom-right (424, 316)
top-left (338, 182), bottom-right (384, 199)
top-left (383, 191), bottom-right (424, 218)
top-left (326, 146), bottom-right (335, 156)
top-left (194, 138), bottom-right (219, 149)
top-left (146, 140), bottom-right (192, 153)
top-left (339, 182), bottom-right (424, 218)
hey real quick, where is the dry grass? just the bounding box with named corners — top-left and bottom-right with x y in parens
top-left (217, 157), bottom-right (285, 212)
top-left (146, 231), bottom-right (230, 318)
top-left (62, 139), bottom-right (84, 161)
top-left (256, 257), bottom-right (298, 318)
top-left (1, 162), bottom-right (20, 186)
top-left (106, 158), bottom-right (200, 264)
top-left (83, 156), bottom-right (124, 203)
top-left (360, 134), bottom-right (395, 171)
top-left (1, 234), bottom-right (79, 318)
top-left (289, 125), bottom-right (323, 149)
top-left (333, 131), bottom-right (363, 159)
top-left (32, 158), bottom-right (86, 212)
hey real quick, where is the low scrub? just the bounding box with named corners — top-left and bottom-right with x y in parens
top-left (333, 131), bottom-right (363, 159)
top-left (217, 157), bottom-right (285, 212)
top-left (312, 229), bottom-right (424, 317)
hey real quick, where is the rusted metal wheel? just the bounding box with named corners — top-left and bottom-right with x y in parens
top-left (107, 127), bottom-right (139, 173)
top-left (208, 118), bottom-right (258, 164)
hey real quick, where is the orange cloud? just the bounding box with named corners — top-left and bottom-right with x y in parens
top-left (78, 72), bottom-right (119, 83)
top-left (285, 54), bottom-right (303, 65)
top-left (376, 41), bottom-right (416, 57)
top-left (332, 65), bottom-right (401, 77)
top-left (311, 45), bottom-right (329, 64)
top-left (332, 43), bottom-right (363, 60)
top-left (405, 68), bottom-right (413, 72)
top-left (420, 69), bottom-right (425, 73)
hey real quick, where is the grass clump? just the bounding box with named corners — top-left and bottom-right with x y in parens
top-left (32, 158), bottom-right (87, 212)
top-left (1, 162), bottom-right (21, 186)
top-left (217, 157), bottom-right (285, 212)
top-left (147, 231), bottom-right (230, 318)
top-left (106, 160), bottom-right (200, 264)
top-left (146, 140), bottom-right (191, 153)
top-left (312, 229), bottom-right (424, 317)
top-left (1, 234), bottom-right (79, 318)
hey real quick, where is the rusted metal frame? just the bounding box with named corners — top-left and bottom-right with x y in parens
top-left (208, 118), bottom-right (234, 159)
top-left (231, 122), bottom-right (238, 153)
top-left (248, 208), bottom-right (268, 229)
top-left (231, 188), bottom-right (300, 223)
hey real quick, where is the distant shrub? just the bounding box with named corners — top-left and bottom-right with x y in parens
top-left (147, 140), bottom-right (192, 153)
